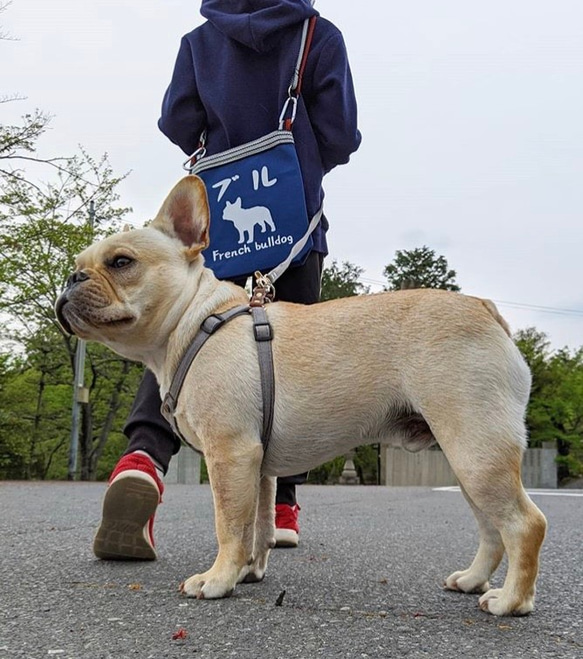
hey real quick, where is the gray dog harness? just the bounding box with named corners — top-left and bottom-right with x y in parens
top-left (160, 304), bottom-right (275, 455)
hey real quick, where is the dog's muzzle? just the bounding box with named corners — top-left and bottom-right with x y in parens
top-left (55, 270), bottom-right (90, 335)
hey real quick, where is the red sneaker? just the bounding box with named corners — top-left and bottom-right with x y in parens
top-left (274, 503), bottom-right (300, 548)
top-left (93, 453), bottom-right (164, 560)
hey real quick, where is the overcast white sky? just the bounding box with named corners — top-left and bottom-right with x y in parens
top-left (3, 0), bottom-right (583, 350)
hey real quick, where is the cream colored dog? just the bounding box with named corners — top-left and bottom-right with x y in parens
top-left (56, 176), bottom-right (546, 616)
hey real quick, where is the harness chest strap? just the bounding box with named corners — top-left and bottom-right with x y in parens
top-left (160, 304), bottom-right (275, 454)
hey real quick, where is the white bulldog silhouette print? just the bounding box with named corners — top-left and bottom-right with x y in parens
top-left (222, 197), bottom-right (276, 244)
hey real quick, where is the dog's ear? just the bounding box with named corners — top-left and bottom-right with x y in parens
top-left (151, 176), bottom-right (210, 260)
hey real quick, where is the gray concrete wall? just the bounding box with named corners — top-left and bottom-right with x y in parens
top-left (165, 443), bottom-right (558, 488)
top-left (522, 445), bottom-right (558, 488)
top-left (165, 445), bottom-right (201, 485)
top-left (380, 445), bottom-right (558, 488)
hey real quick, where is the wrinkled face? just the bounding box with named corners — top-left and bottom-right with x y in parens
top-left (57, 230), bottom-right (178, 340)
top-left (55, 176), bottom-right (211, 358)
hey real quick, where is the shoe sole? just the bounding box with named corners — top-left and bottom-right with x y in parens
top-left (93, 476), bottom-right (159, 560)
top-left (274, 528), bottom-right (299, 548)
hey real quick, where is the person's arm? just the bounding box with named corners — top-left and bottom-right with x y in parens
top-left (306, 30), bottom-right (362, 173)
top-left (158, 36), bottom-right (206, 156)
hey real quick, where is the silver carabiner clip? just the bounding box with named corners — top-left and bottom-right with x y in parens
top-left (278, 95), bottom-right (298, 130)
top-left (182, 146), bottom-right (207, 172)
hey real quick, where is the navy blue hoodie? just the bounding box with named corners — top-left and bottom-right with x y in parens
top-left (158, 0), bottom-right (361, 254)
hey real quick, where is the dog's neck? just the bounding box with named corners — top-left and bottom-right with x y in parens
top-left (151, 266), bottom-right (248, 395)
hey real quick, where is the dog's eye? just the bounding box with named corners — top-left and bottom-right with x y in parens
top-left (109, 255), bottom-right (134, 269)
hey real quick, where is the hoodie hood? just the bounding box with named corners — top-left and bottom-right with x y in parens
top-left (201, 0), bottom-right (318, 52)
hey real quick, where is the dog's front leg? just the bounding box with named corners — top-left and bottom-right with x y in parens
top-left (239, 475), bottom-right (276, 584)
top-left (180, 443), bottom-right (263, 600)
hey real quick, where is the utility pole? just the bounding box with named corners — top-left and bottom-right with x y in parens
top-left (67, 201), bottom-right (95, 480)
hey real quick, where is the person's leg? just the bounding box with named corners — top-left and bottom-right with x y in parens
top-left (273, 250), bottom-right (323, 305)
top-left (271, 251), bottom-right (323, 546)
top-left (123, 369), bottom-right (181, 472)
top-left (94, 370), bottom-right (181, 560)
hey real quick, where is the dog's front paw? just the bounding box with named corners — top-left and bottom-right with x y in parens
top-left (445, 569), bottom-right (490, 594)
top-left (478, 588), bottom-right (534, 616)
top-left (179, 570), bottom-right (236, 600)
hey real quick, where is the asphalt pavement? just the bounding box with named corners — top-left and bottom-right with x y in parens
top-left (1, 482), bottom-right (582, 659)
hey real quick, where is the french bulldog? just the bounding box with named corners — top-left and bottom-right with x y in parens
top-left (56, 176), bottom-right (546, 615)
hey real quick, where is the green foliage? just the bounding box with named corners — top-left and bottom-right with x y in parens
top-left (0, 110), bottom-right (49, 157)
top-left (353, 444), bottom-right (380, 484)
top-left (0, 324), bottom-right (144, 480)
top-left (320, 260), bottom-right (369, 301)
top-left (307, 446), bottom-right (379, 485)
top-left (307, 455), bottom-right (345, 484)
top-left (0, 115), bottom-right (131, 345)
top-left (80, 346), bottom-right (144, 480)
top-left (515, 328), bottom-right (583, 480)
top-left (383, 245), bottom-right (461, 291)
top-left (0, 346), bottom-right (70, 479)
top-left (0, 111), bottom-right (139, 480)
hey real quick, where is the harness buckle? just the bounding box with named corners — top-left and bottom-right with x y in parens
top-left (201, 314), bottom-right (225, 334)
top-left (253, 321), bottom-right (273, 342)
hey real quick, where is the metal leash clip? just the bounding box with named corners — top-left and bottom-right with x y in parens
top-left (183, 130), bottom-right (208, 171)
top-left (249, 271), bottom-right (275, 307)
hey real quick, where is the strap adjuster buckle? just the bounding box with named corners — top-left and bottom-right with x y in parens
top-left (253, 321), bottom-right (273, 342)
top-left (201, 314), bottom-right (225, 334)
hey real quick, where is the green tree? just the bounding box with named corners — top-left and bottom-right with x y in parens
top-left (383, 245), bottom-right (461, 291)
top-left (0, 9), bottom-right (141, 480)
top-left (320, 260), bottom-right (369, 301)
top-left (514, 328), bottom-right (583, 482)
top-left (79, 346), bottom-right (144, 480)
top-left (0, 327), bottom-right (143, 480)
top-left (0, 111), bottom-right (142, 480)
top-left (548, 349), bottom-right (583, 481)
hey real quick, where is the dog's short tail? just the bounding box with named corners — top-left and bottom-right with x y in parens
top-left (480, 298), bottom-right (511, 337)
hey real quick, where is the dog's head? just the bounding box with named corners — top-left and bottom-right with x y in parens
top-left (222, 197), bottom-right (242, 220)
top-left (56, 176), bottom-right (210, 359)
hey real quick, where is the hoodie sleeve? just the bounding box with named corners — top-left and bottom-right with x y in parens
top-left (158, 36), bottom-right (207, 156)
top-left (306, 30), bottom-right (362, 174)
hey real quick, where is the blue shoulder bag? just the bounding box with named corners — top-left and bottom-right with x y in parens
top-left (186, 16), bottom-right (320, 282)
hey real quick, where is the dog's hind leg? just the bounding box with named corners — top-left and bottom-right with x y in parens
top-left (477, 484), bottom-right (546, 616)
top-left (180, 442), bottom-right (264, 600)
top-left (442, 440), bottom-right (547, 616)
top-left (239, 475), bottom-right (276, 584)
top-left (445, 483), bottom-right (505, 594)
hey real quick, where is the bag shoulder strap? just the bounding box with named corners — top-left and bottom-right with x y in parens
top-left (266, 205), bottom-right (322, 283)
top-left (279, 16), bottom-right (318, 131)
top-left (290, 15), bottom-right (318, 97)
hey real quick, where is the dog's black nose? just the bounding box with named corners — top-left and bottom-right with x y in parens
top-left (66, 270), bottom-right (90, 288)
